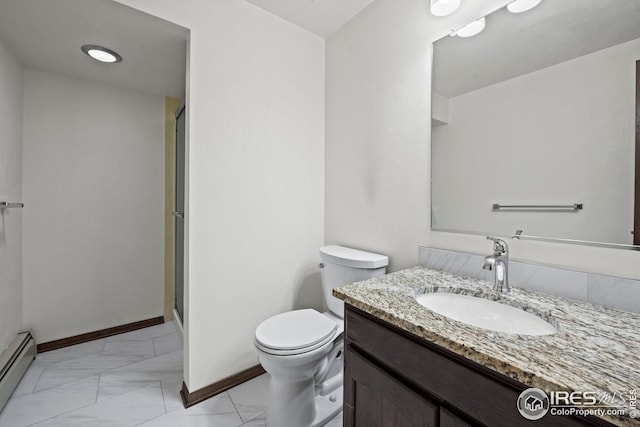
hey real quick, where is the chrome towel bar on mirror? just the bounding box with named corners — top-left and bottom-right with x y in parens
top-left (0, 202), bottom-right (24, 209)
top-left (492, 203), bottom-right (583, 211)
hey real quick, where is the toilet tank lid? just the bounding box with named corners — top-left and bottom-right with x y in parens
top-left (319, 245), bottom-right (388, 269)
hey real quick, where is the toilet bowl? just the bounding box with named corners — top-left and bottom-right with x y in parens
top-left (255, 245), bottom-right (388, 427)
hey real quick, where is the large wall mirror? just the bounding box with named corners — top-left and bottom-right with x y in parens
top-left (431, 0), bottom-right (640, 249)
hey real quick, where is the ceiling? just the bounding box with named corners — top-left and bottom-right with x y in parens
top-left (0, 0), bottom-right (188, 99)
top-left (244, 0), bottom-right (375, 38)
top-left (433, 0), bottom-right (640, 98)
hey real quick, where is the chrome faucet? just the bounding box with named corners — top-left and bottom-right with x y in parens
top-left (482, 236), bottom-right (510, 293)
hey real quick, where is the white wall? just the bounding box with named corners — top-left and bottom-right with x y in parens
top-left (113, 0), bottom-right (325, 392)
top-left (326, 0), bottom-right (640, 280)
top-left (325, 0), bottom-right (507, 272)
top-left (22, 69), bottom-right (165, 343)
top-left (433, 38), bottom-right (639, 245)
top-left (0, 38), bottom-right (23, 352)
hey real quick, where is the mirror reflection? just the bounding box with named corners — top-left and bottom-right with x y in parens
top-left (431, 0), bottom-right (640, 247)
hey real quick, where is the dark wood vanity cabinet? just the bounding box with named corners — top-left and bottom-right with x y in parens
top-left (343, 305), bottom-right (615, 427)
top-left (346, 348), bottom-right (438, 426)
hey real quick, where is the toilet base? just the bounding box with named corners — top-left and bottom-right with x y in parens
top-left (310, 385), bottom-right (343, 427)
top-left (265, 377), bottom-right (343, 427)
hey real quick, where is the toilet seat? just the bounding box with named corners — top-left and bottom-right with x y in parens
top-left (255, 309), bottom-right (337, 356)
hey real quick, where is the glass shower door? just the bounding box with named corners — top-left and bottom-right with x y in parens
top-left (174, 104), bottom-right (185, 323)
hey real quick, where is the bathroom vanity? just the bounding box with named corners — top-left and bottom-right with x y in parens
top-left (334, 267), bottom-right (639, 427)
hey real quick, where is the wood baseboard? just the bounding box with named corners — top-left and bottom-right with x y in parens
top-left (180, 364), bottom-right (266, 408)
top-left (37, 316), bottom-right (165, 353)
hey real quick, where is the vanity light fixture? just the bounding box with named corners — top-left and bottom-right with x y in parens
top-left (430, 0), bottom-right (461, 17)
top-left (81, 45), bottom-right (122, 63)
top-left (452, 16), bottom-right (486, 38)
top-left (507, 0), bottom-right (542, 13)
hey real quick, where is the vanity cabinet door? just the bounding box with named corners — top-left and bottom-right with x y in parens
top-left (345, 347), bottom-right (438, 427)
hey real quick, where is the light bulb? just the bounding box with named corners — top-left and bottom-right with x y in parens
top-left (507, 0), bottom-right (542, 14)
top-left (454, 16), bottom-right (486, 38)
top-left (81, 45), bottom-right (122, 63)
top-left (430, 0), bottom-right (461, 17)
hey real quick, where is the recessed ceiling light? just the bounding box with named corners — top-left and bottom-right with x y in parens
top-left (430, 0), bottom-right (461, 17)
top-left (453, 16), bottom-right (486, 38)
top-left (81, 45), bottom-right (122, 63)
top-left (507, 0), bottom-right (542, 13)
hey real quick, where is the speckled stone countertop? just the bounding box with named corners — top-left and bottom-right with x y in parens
top-left (334, 267), bottom-right (640, 426)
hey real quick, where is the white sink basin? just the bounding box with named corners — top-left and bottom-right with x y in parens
top-left (415, 293), bottom-right (558, 336)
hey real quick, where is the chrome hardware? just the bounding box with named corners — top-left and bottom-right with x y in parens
top-left (492, 203), bottom-right (583, 211)
top-left (0, 202), bottom-right (24, 209)
top-left (482, 236), bottom-right (510, 293)
top-left (172, 211), bottom-right (184, 218)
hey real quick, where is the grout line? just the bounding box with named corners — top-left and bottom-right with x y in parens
top-left (228, 391), bottom-right (245, 423)
top-left (133, 411), bottom-right (168, 426)
top-left (95, 374), bottom-right (101, 403)
top-left (159, 379), bottom-right (168, 414)
top-left (31, 365), bottom-right (47, 395)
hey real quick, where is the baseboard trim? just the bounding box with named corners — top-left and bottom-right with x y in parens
top-left (180, 364), bottom-right (266, 408)
top-left (37, 316), bottom-right (165, 353)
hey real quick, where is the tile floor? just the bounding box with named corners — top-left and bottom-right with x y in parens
top-left (0, 322), bottom-right (343, 427)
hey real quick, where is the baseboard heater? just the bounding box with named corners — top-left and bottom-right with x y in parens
top-left (0, 331), bottom-right (36, 412)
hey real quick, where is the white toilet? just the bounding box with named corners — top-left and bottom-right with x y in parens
top-left (254, 245), bottom-right (388, 427)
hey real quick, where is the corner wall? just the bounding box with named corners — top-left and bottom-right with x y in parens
top-left (0, 38), bottom-right (23, 352)
top-left (325, 0), bottom-right (640, 280)
top-left (22, 69), bottom-right (165, 343)
top-left (113, 0), bottom-right (325, 392)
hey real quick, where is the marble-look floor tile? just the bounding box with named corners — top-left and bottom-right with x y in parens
top-left (139, 411), bottom-right (243, 427)
top-left (153, 332), bottom-right (182, 356)
top-left (0, 324), bottom-right (293, 427)
top-left (323, 411), bottom-right (343, 427)
top-left (34, 339), bottom-right (106, 365)
top-left (140, 390), bottom-right (240, 426)
top-left (240, 415), bottom-right (266, 426)
top-left (184, 392), bottom-right (237, 415)
top-left (97, 350), bottom-right (182, 401)
top-left (0, 375), bottom-right (99, 427)
top-left (236, 403), bottom-right (343, 426)
top-left (227, 373), bottom-right (270, 423)
top-left (34, 352), bottom-right (150, 392)
top-left (102, 337), bottom-right (156, 358)
top-left (33, 367), bottom-right (99, 392)
top-left (11, 363), bottom-right (45, 397)
top-left (160, 374), bottom-right (184, 413)
top-left (32, 382), bottom-right (166, 427)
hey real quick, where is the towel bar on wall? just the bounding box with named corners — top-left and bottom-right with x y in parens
top-left (492, 203), bottom-right (583, 211)
top-left (0, 202), bottom-right (24, 209)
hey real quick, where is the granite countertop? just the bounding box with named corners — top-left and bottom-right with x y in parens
top-left (334, 266), bottom-right (640, 426)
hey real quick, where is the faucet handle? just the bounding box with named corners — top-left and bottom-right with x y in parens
top-left (486, 236), bottom-right (508, 255)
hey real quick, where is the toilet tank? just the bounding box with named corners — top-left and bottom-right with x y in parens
top-left (319, 245), bottom-right (389, 319)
